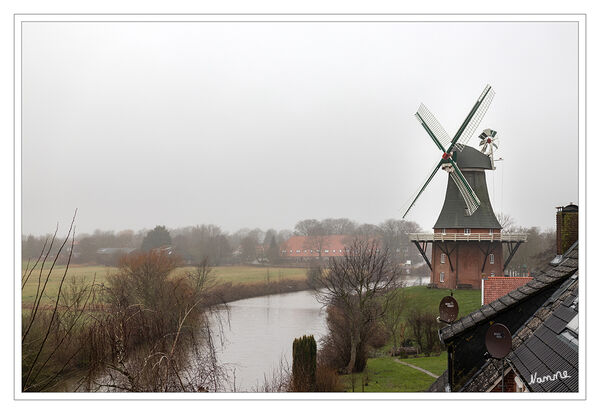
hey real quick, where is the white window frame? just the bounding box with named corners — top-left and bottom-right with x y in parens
top-left (464, 228), bottom-right (471, 235)
top-left (441, 253), bottom-right (446, 264)
top-left (441, 228), bottom-right (446, 235)
top-left (489, 228), bottom-right (494, 235)
top-left (440, 272), bottom-right (445, 282)
top-left (324, 249), bottom-right (329, 253)
top-left (490, 253), bottom-right (495, 264)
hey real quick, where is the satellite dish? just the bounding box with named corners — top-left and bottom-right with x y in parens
top-left (439, 296), bottom-right (459, 323)
top-left (485, 323), bottom-right (512, 358)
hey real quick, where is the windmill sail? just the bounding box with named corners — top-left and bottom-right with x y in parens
top-left (450, 85), bottom-right (495, 152)
top-left (402, 159), bottom-right (444, 219)
top-left (447, 158), bottom-right (481, 216)
top-left (416, 104), bottom-right (452, 150)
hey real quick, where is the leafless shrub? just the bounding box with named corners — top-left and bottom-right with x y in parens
top-left (21, 211), bottom-right (100, 392)
top-left (314, 361), bottom-right (342, 392)
top-left (407, 309), bottom-right (440, 356)
top-left (251, 357), bottom-right (291, 392)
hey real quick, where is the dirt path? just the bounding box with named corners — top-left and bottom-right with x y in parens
top-left (394, 359), bottom-right (439, 378)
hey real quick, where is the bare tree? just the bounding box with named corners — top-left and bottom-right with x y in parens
top-left (311, 238), bottom-right (403, 373)
top-left (496, 212), bottom-right (516, 232)
top-left (382, 285), bottom-right (407, 351)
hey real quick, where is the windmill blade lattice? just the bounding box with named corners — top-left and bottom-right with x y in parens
top-left (416, 104), bottom-right (452, 150)
top-left (452, 85), bottom-right (495, 152)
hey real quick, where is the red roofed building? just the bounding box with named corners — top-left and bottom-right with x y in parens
top-left (280, 235), bottom-right (352, 262)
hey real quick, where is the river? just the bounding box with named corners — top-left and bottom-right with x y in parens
top-left (210, 275), bottom-right (428, 392)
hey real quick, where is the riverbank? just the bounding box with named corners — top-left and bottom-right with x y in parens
top-left (22, 264), bottom-right (309, 306)
top-left (205, 278), bottom-right (310, 307)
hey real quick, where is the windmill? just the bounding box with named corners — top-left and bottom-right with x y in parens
top-left (404, 85), bottom-right (527, 291)
top-left (402, 84), bottom-right (495, 218)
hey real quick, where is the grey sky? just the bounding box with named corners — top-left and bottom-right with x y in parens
top-left (21, 21), bottom-right (579, 236)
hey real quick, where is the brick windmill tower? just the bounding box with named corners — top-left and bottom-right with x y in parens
top-left (403, 85), bottom-right (526, 289)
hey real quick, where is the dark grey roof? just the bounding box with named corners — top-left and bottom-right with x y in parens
top-left (433, 147), bottom-right (501, 229)
top-left (510, 277), bottom-right (578, 392)
top-left (440, 242), bottom-right (578, 343)
top-left (560, 204), bottom-right (578, 213)
top-left (454, 145), bottom-right (493, 170)
top-left (460, 274), bottom-right (578, 392)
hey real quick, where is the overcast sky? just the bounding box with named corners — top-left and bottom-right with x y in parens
top-left (21, 21), bottom-right (579, 236)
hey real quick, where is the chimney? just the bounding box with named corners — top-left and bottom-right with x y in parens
top-left (556, 204), bottom-right (578, 255)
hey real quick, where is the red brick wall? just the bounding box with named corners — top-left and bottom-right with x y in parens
top-left (483, 276), bottom-right (533, 305)
top-left (490, 369), bottom-right (517, 392)
top-left (431, 241), bottom-right (503, 289)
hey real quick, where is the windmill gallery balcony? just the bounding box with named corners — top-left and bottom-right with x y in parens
top-left (409, 232), bottom-right (528, 243)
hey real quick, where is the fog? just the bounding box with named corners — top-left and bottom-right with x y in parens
top-left (21, 21), bottom-right (579, 236)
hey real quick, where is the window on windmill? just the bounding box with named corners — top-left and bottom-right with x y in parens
top-left (440, 272), bottom-right (445, 282)
top-left (490, 253), bottom-right (495, 264)
top-left (464, 228), bottom-right (471, 235)
top-left (489, 228), bottom-right (494, 235)
top-left (441, 253), bottom-right (446, 264)
top-left (442, 228), bottom-right (446, 235)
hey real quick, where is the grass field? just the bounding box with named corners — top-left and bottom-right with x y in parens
top-left (342, 352), bottom-right (447, 392)
top-left (21, 264), bottom-right (308, 306)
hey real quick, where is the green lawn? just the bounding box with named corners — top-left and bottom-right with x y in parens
top-left (342, 353), bottom-right (447, 392)
top-left (342, 352), bottom-right (447, 392)
top-left (21, 264), bottom-right (307, 306)
top-left (403, 285), bottom-right (482, 319)
top-left (397, 352), bottom-right (448, 377)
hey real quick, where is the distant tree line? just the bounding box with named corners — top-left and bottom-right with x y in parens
top-left (22, 217), bottom-right (432, 268)
top-left (498, 217), bottom-right (556, 275)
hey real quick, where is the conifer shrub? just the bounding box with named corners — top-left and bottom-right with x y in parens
top-left (292, 335), bottom-right (317, 391)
